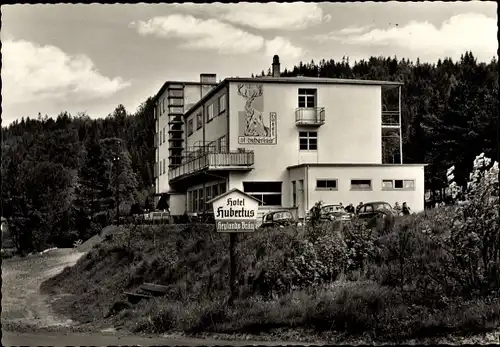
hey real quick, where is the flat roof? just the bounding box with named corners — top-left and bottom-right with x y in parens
top-left (183, 76), bottom-right (402, 118)
top-left (287, 163), bottom-right (428, 170)
top-left (226, 76), bottom-right (403, 87)
top-left (153, 80), bottom-right (218, 103)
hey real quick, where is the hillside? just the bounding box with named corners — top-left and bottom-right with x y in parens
top-left (40, 212), bottom-right (500, 343)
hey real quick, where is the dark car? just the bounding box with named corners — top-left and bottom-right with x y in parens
top-left (260, 210), bottom-right (298, 228)
top-left (356, 201), bottom-right (400, 220)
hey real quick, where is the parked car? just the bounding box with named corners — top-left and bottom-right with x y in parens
top-left (260, 210), bottom-right (298, 228)
top-left (306, 204), bottom-right (354, 222)
top-left (356, 201), bottom-right (400, 220)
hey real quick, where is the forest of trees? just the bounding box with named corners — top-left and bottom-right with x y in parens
top-left (270, 51), bottom-right (498, 191)
top-left (1, 100), bottom-right (155, 252)
top-left (1, 51), bottom-right (498, 252)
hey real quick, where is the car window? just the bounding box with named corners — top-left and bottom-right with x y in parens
top-left (265, 214), bottom-right (273, 221)
top-left (274, 212), bottom-right (292, 220)
top-left (365, 205), bottom-right (374, 212)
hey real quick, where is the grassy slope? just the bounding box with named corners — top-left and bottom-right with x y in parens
top-left (40, 222), bottom-right (500, 343)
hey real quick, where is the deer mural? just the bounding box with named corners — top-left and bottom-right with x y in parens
top-left (237, 84), bottom-right (270, 137)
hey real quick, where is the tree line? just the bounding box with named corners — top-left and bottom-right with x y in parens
top-left (273, 52), bottom-right (498, 194)
top-left (1, 51), bottom-right (497, 252)
top-left (1, 101), bottom-right (155, 252)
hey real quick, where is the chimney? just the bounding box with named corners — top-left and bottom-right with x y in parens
top-left (272, 55), bottom-right (280, 77)
top-left (200, 73), bottom-right (217, 84)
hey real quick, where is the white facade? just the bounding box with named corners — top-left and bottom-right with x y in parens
top-left (154, 77), bottom-right (217, 197)
top-left (163, 73), bottom-right (426, 217)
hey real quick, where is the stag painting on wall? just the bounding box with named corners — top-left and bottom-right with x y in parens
top-left (237, 84), bottom-right (277, 145)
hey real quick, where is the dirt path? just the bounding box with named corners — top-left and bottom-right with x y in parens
top-left (1, 248), bottom-right (86, 329)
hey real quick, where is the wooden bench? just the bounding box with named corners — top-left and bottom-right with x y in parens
top-left (124, 291), bottom-right (153, 304)
top-left (123, 283), bottom-right (169, 304)
top-left (139, 283), bottom-right (169, 296)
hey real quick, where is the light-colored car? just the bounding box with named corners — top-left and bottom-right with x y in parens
top-left (306, 204), bottom-right (354, 222)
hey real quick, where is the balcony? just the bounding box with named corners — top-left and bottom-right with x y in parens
top-left (169, 151), bottom-right (254, 183)
top-left (295, 107), bottom-right (325, 126)
top-left (382, 110), bottom-right (400, 127)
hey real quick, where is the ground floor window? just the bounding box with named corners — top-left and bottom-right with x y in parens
top-left (188, 181), bottom-right (226, 213)
top-left (243, 181), bottom-right (282, 206)
top-left (350, 179), bottom-right (372, 190)
top-left (382, 179), bottom-right (415, 190)
top-left (316, 179), bottom-right (338, 190)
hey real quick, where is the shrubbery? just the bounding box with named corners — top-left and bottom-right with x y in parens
top-left (42, 153), bottom-right (500, 341)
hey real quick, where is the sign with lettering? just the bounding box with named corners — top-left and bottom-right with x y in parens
top-left (237, 83), bottom-right (277, 145)
top-left (208, 188), bottom-right (260, 233)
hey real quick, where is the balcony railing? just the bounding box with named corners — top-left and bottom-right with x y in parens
top-left (295, 107), bottom-right (325, 126)
top-left (169, 151), bottom-right (254, 182)
top-left (382, 110), bottom-right (400, 126)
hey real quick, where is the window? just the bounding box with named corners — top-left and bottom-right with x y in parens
top-left (163, 127), bottom-right (166, 143)
top-left (196, 112), bottom-right (203, 130)
top-left (292, 181), bottom-right (297, 207)
top-left (364, 205), bottom-right (374, 213)
top-left (193, 190), bottom-right (198, 212)
top-left (205, 186), bottom-right (212, 210)
top-left (382, 179), bottom-right (415, 190)
top-left (218, 135), bottom-right (227, 152)
top-left (170, 106), bottom-right (184, 114)
top-left (198, 189), bottom-right (205, 212)
top-left (159, 160), bottom-right (162, 176)
top-left (163, 159), bottom-right (166, 174)
top-left (187, 119), bottom-right (194, 136)
top-left (169, 98), bottom-right (183, 106)
top-left (316, 179), bottom-right (338, 190)
top-left (218, 95), bottom-right (226, 114)
top-left (298, 88), bottom-right (316, 108)
top-left (168, 89), bottom-right (183, 98)
top-left (243, 181), bottom-right (282, 206)
top-left (207, 104), bottom-right (214, 122)
top-left (159, 130), bottom-right (163, 145)
top-left (212, 184), bottom-right (219, 198)
top-left (350, 179), bottom-right (372, 190)
top-left (219, 182), bottom-right (226, 195)
top-left (188, 191), bottom-right (193, 212)
top-left (299, 131), bottom-right (317, 150)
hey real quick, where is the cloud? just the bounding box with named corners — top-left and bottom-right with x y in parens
top-left (2, 39), bottom-right (131, 104)
top-left (323, 13), bottom-right (497, 61)
top-left (130, 14), bottom-right (304, 59)
top-left (130, 14), bottom-right (265, 54)
top-left (337, 25), bottom-right (374, 35)
top-left (265, 37), bottom-right (304, 60)
top-left (172, 3), bottom-right (330, 30)
top-left (313, 25), bottom-right (373, 42)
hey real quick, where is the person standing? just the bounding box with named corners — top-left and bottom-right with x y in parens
top-left (356, 202), bottom-right (363, 214)
top-left (402, 202), bottom-right (411, 215)
top-left (346, 203), bottom-right (355, 213)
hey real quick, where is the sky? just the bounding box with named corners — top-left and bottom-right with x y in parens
top-left (1, 2), bottom-right (498, 126)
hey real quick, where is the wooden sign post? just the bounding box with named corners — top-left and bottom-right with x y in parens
top-left (208, 188), bottom-right (260, 305)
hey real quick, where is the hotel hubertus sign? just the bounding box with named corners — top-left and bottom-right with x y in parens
top-left (208, 188), bottom-right (260, 233)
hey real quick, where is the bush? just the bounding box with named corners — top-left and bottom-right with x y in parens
top-left (41, 158), bottom-right (500, 342)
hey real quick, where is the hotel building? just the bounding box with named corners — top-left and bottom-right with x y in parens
top-left (154, 56), bottom-right (426, 219)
